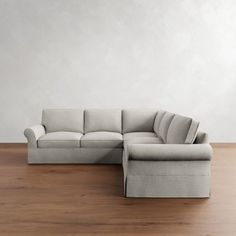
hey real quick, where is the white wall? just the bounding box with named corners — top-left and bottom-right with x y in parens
top-left (0, 0), bottom-right (236, 142)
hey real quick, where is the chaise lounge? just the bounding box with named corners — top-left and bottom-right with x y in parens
top-left (24, 109), bottom-right (213, 198)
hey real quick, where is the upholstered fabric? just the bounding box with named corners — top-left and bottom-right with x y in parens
top-left (153, 110), bottom-right (166, 136)
top-left (24, 125), bottom-right (46, 148)
top-left (124, 160), bottom-right (211, 198)
top-left (125, 160), bottom-right (210, 176)
top-left (85, 109), bottom-right (122, 133)
top-left (125, 171), bottom-right (210, 198)
top-left (123, 132), bottom-right (157, 140)
top-left (127, 144), bottom-right (213, 161)
top-left (166, 114), bottom-right (199, 144)
top-left (124, 137), bottom-right (163, 146)
top-left (185, 120), bottom-right (200, 144)
top-left (123, 146), bottom-right (211, 197)
top-left (42, 109), bottom-right (84, 133)
top-left (194, 131), bottom-right (209, 144)
top-left (158, 112), bottom-right (175, 142)
top-left (81, 131), bottom-right (123, 148)
top-left (38, 132), bottom-right (82, 148)
top-left (123, 132), bottom-right (162, 146)
top-left (166, 114), bottom-right (191, 144)
top-left (122, 109), bottom-right (157, 133)
top-left (28, 148), bottom-right (123, 164)
top-left (25, 108), bottom-right (212, 198)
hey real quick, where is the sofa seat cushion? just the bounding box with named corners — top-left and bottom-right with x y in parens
top-left (124, 137), bottom-right (163, 146)
top-left (123, 132), bottom-right (163, 146)
top-left (123, 132), bottom-right (157, 140)
top-left (81, 132), bottom-right (123, 148)
top-left (38, 132), bottom-right (82, 148)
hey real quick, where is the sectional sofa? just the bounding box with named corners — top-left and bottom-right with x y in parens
top-left (24, 109), bottom-right (213, 198)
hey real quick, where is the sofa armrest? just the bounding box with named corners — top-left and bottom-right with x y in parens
top-left (24, 125), bottom-right (45, 148)
top-left (127, 144), bottom-right (213, 161)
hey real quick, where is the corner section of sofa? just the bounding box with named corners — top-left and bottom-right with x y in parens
top-left (123, 139), bottom-right (213, 198)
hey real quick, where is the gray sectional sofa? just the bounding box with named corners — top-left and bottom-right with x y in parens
top-left (24, 109), bottom-right (213, 198)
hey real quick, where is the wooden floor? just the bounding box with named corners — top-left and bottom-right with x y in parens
top-left (0, 144), bottom-right (236, 236)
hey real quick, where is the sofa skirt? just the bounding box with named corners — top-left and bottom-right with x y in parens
top-left (124, 160), bottom-right (211, 198)
top-left (27, 148), bottom-right (123, 164)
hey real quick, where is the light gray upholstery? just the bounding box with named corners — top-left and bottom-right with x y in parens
top-left (123, 143), bottom-right (212, 198)
top-left (166, 114), bottom-right (199, 144)
top-left (194, 131), bottom-right (209, 144)
top-left (38, 132), bottom-right (82, 148)
top-left (127, 144), bottom-right (213, 161)
top-left (25, 108), bottom-right (212, 198)
top-left (28, 148), bottom-right (123, 164)
top-left (123, 132), bottom-right (163, 146)
top-left (81, 131), bottom-right (123, 148)
top-left (124, 161), bottom-right (211, 198)
top-left (158, 112), bottom-right (175, 142)
top-left (185, 120), bottom-right (200, 143)
top-left (125, 159), bottom-right (210, 176)
top-left (123, 109), bottom-right (157, 133)
top-left (42, 109), bottom-right (84, 133)
top-left (85, 109), bottom-right (122, 133)
top-left (24, 125), bottom-right (46, 148)
top-left (153, 110), bottom-right (166, 135)
top-left (123, 132), bottom-right (157, 140)
top-left (124, 137), bottom-right (163, 145)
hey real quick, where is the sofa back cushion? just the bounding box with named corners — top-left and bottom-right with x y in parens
top-left (122, 109), bottom-right (157, 133)
top-left (85, 109), bottom-right (122, 133)
top-left (166, 114), bottom-right (199, 144)
top-left (42, 109), bottom-right (84, 133)
top-left (158, 112), bottom-right (175, 142)
top-left (153, 110), bottom-right (166, 135)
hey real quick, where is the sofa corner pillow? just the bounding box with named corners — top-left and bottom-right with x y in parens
top-left (166, 114), bottom-right (199, 144)
top-left (158, 112), bottom-right (175, 142)
top-left (153, 110), bottom-right (166, 135)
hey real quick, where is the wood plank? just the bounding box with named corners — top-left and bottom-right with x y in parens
top-left (0, 145), bottom-right (235, 235)
top-left (0, 143), bottom-right (27, 148)
top-left (210, 142), bottom-right (236, 148)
